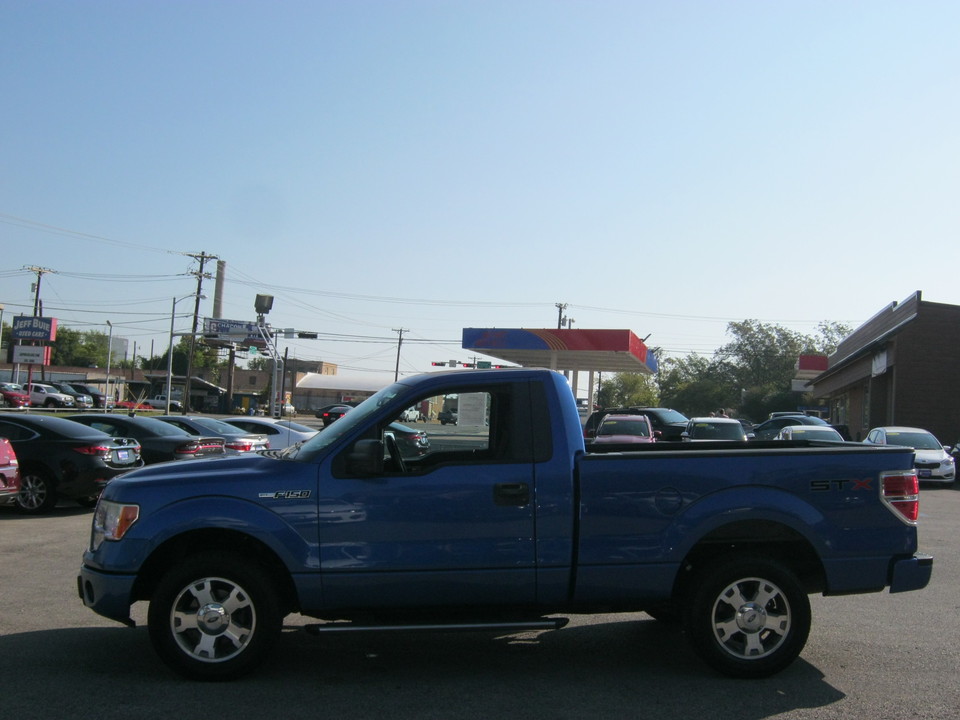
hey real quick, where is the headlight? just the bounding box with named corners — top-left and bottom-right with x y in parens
top-left (91, 500), bottom-right (140, 551)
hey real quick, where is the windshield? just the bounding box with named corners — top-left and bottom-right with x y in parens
top-left (649, 408), bottom-right (688, 424)
top-left (690, 422), bottom-right (744, 440)
top-left (885, 431), bottom-right (941, 450)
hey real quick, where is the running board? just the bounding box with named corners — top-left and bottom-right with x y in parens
top-left (304, 617), bottom-right (569, 635)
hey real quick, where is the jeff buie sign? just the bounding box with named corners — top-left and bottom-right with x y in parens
top-left (12, 316), bottom-right (58, 341)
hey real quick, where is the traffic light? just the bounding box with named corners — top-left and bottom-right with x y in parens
top-left (431, 362), bottom-right (446, 366)
top-left (297, 332), bottom-right (318, 339)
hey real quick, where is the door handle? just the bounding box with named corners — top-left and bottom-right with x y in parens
top-left (493, 482), bottom-right (529, 507)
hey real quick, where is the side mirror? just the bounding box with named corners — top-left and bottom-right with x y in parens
top-left (347, 439), bottom-right (384, 475)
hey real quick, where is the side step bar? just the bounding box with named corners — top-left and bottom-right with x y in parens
top-left (304, 617), bottom-right (569, 635)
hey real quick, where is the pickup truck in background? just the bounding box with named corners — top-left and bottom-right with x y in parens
top-left (143, 395), bottom-right (183, 412)
top-left (77, 368), bottom-right (932, 681)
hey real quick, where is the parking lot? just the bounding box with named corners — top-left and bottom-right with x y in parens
top-left (0, 484), bottom-right (957, 720)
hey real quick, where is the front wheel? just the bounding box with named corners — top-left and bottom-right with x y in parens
top-left (684, 555), bottom-right (810, 678)
top-left (148, 552), bottom-right (282, 681)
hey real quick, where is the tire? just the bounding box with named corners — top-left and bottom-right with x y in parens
top-left (16, 468), bottom-right (59, 514)
top-left (148, 551), bottom-right (282, 681)
top-left (683, 555), bottom-right (810, 678)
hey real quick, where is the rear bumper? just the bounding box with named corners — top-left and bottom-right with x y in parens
top-left (889, 553), bottom-right (933, 593)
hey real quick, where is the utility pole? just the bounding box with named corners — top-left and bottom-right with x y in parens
top-left (182, 251), bottom-right (217, 413)
top-left (555, 302), bottom-right (568, 329)
top-left (23, 266), bottom-right (55, 316)
top-left (393, 328), bottom-right (408, 381)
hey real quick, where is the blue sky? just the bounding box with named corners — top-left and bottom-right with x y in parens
top-left (2, 1), bottom-right (958, 377)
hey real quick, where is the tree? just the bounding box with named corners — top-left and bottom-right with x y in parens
top-left (597, 372), bottom-right (659, 408)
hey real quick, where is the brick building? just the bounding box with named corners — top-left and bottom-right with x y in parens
top-left (809, 291), bottom-right (960, 445)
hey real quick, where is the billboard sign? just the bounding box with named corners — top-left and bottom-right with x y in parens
top-left (13, 345), bottom-right (51, 365)
top-left (12, 316), bottom-right (58, 341)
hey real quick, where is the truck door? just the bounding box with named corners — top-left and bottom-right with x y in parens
top-left (318, 384), bottom-right (538, 608)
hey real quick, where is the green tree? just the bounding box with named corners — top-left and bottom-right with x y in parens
top-left (597, 371), bottom-right (659, 408)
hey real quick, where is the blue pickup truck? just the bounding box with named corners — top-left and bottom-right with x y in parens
top-left (78, 368), bottom-right (932, 680)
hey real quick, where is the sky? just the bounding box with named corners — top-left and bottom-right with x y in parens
top-left (2, 1), bottom-right (958, 379)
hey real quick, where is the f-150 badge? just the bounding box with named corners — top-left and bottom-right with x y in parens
top-left (259, 490), bottom-right (312, 499)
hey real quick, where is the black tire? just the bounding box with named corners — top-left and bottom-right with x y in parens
top-left (16, 467), bottom-right (59, 514)
top-left (683, 555), bottom-right (810, 678)
top-left (147, 551), bottom-right (282, 681)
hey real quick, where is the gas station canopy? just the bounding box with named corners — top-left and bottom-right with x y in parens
top-left (461, 328), bottom-right (657, 374)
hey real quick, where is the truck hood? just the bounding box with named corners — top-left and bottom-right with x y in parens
top-left (105, 453), bottom-right (288, 491)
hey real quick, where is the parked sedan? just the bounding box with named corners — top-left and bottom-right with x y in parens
top-left (386, 422), bottom-right (431, 458)
top-left (751, 414), bottom-right (832, 440)
top-left (315, 404), bottom-right (354, 426)
top-left (863, 426), bottom-right (955, 483)
top-left (775, 425), bottom-right (845, 442)
top-left (67, 414), bottom-right (226, 464)
top-left (0, 438), bottom-right (20, 507)
top-left (591, 414), bottom-right (656, 444)
top-left (221, 417), bottom-right (318, 450)
top-left (0, 415), bottom-right (143, 513)
top-left (155, 415), bottom-right (269, 454)
top-left (0, 382), bottom-right (30, 408)
top-left (682, 417), bottom-right (752, 441)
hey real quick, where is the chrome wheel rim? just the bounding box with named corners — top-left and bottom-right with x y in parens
top-left (710, 576), bottom-right (792, 660)
top-left (169, 577), bottom-right (257, 663)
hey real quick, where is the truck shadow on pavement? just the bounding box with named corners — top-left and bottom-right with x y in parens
top-left (0, 616), bottom-right (845, 720)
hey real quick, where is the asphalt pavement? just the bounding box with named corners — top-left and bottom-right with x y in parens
top-left (1, 485), bottom-right (957, 720)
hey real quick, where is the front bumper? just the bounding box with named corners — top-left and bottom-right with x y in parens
top-left (889, 553), bottom-right (934, 593)
top-left (77, 565), bottom-right (138, 626)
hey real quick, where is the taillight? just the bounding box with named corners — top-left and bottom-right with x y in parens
top-left (175, 442), bottom-right (200, 456)
top-left (881, 470), bottom-right (920, 524)
top-left (225, 440), bottom-right (254, 452)
top-left (72, 445), bottom-right (112, 457)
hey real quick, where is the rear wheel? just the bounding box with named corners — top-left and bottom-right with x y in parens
top-left (684, 555), bottom-right (810, 678)
top-left (16, 468), bottom-right (58, 514)
top-left (148, 551), bottom-right (282, 681)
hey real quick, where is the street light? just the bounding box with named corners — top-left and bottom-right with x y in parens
top-left (105, 320), bottom-right (114, 412)
top-left (166, 294), bottom-right (205, 415)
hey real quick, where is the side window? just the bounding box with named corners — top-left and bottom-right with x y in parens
top-left (0, 422), bottom-right (33, 441)
top-left (340, 382), bottom-right (538, 476)
top-left (88, 421), bottom-right (120, 436)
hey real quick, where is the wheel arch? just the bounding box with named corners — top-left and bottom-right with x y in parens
top-left (672, 519), bottom-right (827, 603)
top-left (132, 528), bottom-right (300, 615)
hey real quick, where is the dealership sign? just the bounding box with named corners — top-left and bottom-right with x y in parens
top-left (13, 345), bottom-right (51, 365)
top-left (12, 316), bottom-right (58, 341)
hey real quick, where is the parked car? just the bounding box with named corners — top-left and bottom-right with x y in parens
top-left (315, 404), bottom-right (354, 426)
top-left (583, 406), bottom-right (689, 440)
top-left (399, 406), bottom-right (422, 422)
top-left (775, 425), bottom-right (845, 442)
top-left (751, 414), bottom-right (832, 441)
top-left (25, 382), bottom-right (76, 408)
top-left (385, 421), bottom-right (431, 458)
top-left (154, 415), bottom-right (269, 454)
top-left (67, 382), bottom-right (111, 409)
top-left (221, 417), bottom-right (318, 450)
top-left (0, 414), bottom-right (143, 513)
top-left (0, 382), bottom-right (30, 408)
top-left (437, 409), bottom-right (458, 425)
top-left (67, 414), bottom-right (226, 464)
top-left (590, 414), bottom-right (656, 444)
top-left (0, 437), bottom-right (21, 506)
top-left (47, 381), bottom-right (94, 409)
top-left (682, 417), bottom-right (752, 441)
top-left (863, 426), bottom-right (955, 483)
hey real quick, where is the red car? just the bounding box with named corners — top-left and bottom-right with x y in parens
top-left (0, 382), bottom-right (30, 409)
top-left (0, 438), bottom-right (20, 506)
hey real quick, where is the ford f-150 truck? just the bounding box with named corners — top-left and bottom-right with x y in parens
top-left (77, 368), bottom-right (932, 681)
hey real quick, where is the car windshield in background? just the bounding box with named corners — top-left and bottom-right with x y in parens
top-left (885, 431), bottom-right (941, 450)
top-left (649, 408), bottom-right (688, 424)
top-left (598, 419), bottom-right (650, 437)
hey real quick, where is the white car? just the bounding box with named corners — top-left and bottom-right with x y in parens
top-left (775, 425), bottom-right (845, 442)
top-left (25, 382), bottom-right (76, 408)
top-left (221, 417), bottom-right (318, 450)
top-left (863, 426), bottom-right (955, 483)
